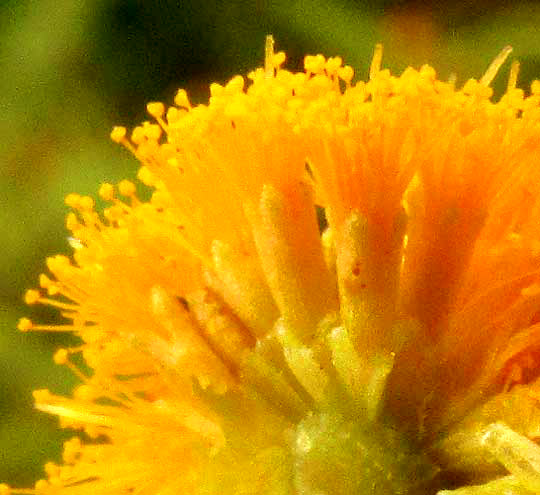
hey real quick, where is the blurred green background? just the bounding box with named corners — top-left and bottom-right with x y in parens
top-left (3, 0), bottom-right (540, 486)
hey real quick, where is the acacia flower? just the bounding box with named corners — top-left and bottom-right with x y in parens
top-left (5, 38), bottom-right (540, 494)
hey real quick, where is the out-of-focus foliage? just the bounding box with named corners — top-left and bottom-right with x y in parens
top-left (2, 0), bottom-right (540, 486)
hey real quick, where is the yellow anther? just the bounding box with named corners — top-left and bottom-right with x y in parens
top-left (103, 206), bottom-right (123, 222)
top-left (47, 282), bottom-right (59, 295)
top-left (110, 126), bottom-right (126, 143)
top-left (17, 317), bottom-right (33, 331)
top-left (151, 190), bottom-right (170, 209)
top-left (338, 65), bottom-right (354, 83)
top-left (166, 106), bottom-right (181, 124)
top-left (79, 195), bottom-right (95, 211)
top-left (64, 193), bottom-right (81, 209)
top-left (46, 254), bottom-right (70, 273)
top-left (33, 389), bottom-right (52, 402)
top-left (44, 462), bottom-right (61, 477)
top-left (210, 82), bottom-right (225, 98)
top-left (24, 289), bottom-right (41, 305)
top-left (39, 273), bottom-right (52, 288)
top-left (225, 75), bottom-right (245, 95)
top-left (118, 179), bottom-right (136, 197)
top-left (326, 56), bottom-right (343, 74)
top-left (137, 165), bottom-right (155, 186)
top-left (99, 182), bottom-right (115, 201)
top-left (102, 207), bottom-right (112, 221)
top-left (272, 51), bottom-right (286, 69)
top-left (304, 55), bottom-right (315, 73)
top-left (65, 212), bottom-right (80, 232)
top-left (174, 89), bottom-right (191, 108)
top-left (53, 348), bottom-right (69, 365)
top-left (370, 43), bottom-right (384, 80)
top-left (314, 54), bottom-right (326, 73)
top-left (304, 54), bottom-right (326, 74)
top-left (480, 45), bottom-right (512, 86)
top-left (39, 274), bottom-right (60, 295)
top-left (419, 64), bottom-right (436, 80)
top-left (147, 101), bottom-right (165, 118)
top-left (0, 483), bottom-right (10, 495)
top-left (143, 123), bottom-right (162, 141)
top-left (35, 479), bottom-right (49, 493)
top-left (74, 384), bottom-right (95, 401)
top-left (45, 256), bottom-right (57, 272)
top-left (63, 437), bottom-right (82, 464)
top-left (479, 85), bottom-right (493, 99)
top-left (131, 126), bottom-right (145, 145)
top-left (462, 79), bottom-right (477, 95)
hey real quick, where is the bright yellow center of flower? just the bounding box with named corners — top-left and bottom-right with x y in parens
top-left (6, 38), bottom-right (540, 495)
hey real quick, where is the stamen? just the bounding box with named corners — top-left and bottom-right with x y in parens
top-left (24, 289), bottom-right (41, 305)
top-left (369, 43), bottom-right (384, 80)
top-left (110, 126), bottom-right (126, 143)
top-left (265, 34), bottom-right (275, 78)
top-left (98, 183), bottom-right (115, 201)
top-left (17, 318), bottom-right (79, 332)
top-left (507, 60), bottom-right (520, 92)
top-left (110, 126), bottom-right (137, 154)
top-left (174, 89), bottom-right (191, 109)
top-left (480, 45), bottom-right (512, 86)
top-left (147, 102), bottom-right (168, 133)
top-left (118, 179), bottom-right (137, 198)
top-left (53, 349), bottom-right (91, 383)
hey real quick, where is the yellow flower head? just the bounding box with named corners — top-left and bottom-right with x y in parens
top-left (6, 37), bottom-right (540, 495)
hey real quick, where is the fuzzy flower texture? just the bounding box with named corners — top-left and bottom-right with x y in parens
top-left (6, 38), bottom-right (540, 495)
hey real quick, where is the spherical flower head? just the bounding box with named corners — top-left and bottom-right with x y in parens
top-left (7, 37), bottom-right (540, 494)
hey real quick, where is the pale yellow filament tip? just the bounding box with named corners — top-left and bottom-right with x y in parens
top-left (369, 43), bottom-right (383, 80)
top-left (507, 60), bottom-right (520, 91)
top-left (481, 45), bottom-right (513, 86)
top-left (265, 35), bottom-right (275, 78)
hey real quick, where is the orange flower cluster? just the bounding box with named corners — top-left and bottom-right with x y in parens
top-left (5, 38), bottom-right (540, 494)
